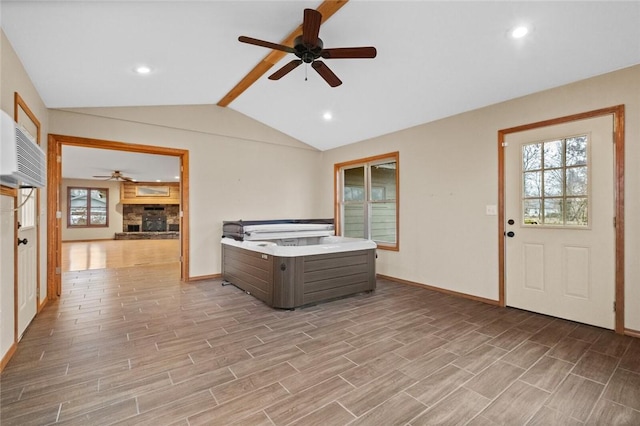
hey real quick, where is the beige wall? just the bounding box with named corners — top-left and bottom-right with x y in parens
top-left (320, 65), bottom-right (640, 331)
top-left (1, 31), bottom-right (49, 304)
top-left (49, 106), bottom-right (323, 278)
top-left (61, 178), bottom-right (123, 241)
top-left (3, 24), bottom-right (640, 338)
top-left (1, 30), bottom-right (50, 361)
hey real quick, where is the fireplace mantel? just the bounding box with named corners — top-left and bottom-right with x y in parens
top-left (120, 182), bottom-right (180, 205)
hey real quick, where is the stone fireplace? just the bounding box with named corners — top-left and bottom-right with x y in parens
top-left (117, 204), bottom-right (180, 239)
top-left (142, 208), bottom-right (167, 232)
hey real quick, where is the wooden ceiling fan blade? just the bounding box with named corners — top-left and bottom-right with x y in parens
top-left (269, 60), bottom-right (303, 80)
top-left (238, 36), bottom-right (295, 53)
top-left (321, 47), bottom-right (377, 59)
top-left (312, 61), bottom-right (342, 87)
top-left (302, 8), bottom-right (322, 46)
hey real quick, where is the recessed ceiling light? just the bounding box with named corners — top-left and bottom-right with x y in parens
top-left (155, 179), bottom-right (161, 182)
top-left (323, 111), bottom-right (333, 121)
top-left (511, 26), bottom-right (529, 39)
top-left (174, 176), bottom-right (180, 180)
top-left (134, 65), bottom-right (152, 75)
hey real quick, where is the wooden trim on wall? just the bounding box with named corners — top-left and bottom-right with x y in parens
top-left (497, 105), bottom-right (625, 334)
top-left (0, 342), bottom-right (17, 372)
top-left (377, 274), bottom-right (501, 306)
top-left (47, 134), bottom-right (191, 302)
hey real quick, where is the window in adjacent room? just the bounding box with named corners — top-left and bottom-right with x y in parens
top-left (67, 187), bottom-right (109, 227)
top-left (335, 152), bottom-right (399, 250)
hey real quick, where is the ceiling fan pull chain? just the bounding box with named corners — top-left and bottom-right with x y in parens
top-left (305, 63), bottom-right (308, 81)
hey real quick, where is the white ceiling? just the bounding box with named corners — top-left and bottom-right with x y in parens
top-left (2, 1), bottom-right (640, 156)
top-left (62, 145), bottom-right (180, 183)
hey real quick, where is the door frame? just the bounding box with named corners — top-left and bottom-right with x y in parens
top-left (47, 134), bottom-right (190, 299)
top-left (498, 105), bottom-right (625, 333)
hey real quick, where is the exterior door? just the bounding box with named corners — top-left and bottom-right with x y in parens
top-left (17, 187), bottom-right (38, 339)
top-left (504, 115), bottom-right (615, 329)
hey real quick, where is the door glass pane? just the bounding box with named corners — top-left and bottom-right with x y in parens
top-left (371, 202), bottom-right (396, 243)
top-left (20, 188), bottom-right (35, 228)
top-left (522, 143), bottom-right (541, 171)
top-left (521, 136), bottom-right (588, 227)
top-left (544, 140), bottom-right (563, 168)
top-left (523, 199), bottom-right (541, 225)
top-left (544, 199), bottom-right (563, 225)
top-left (344, 203), bottom-right (365, 238)
top-left (523, 171), bottom-right (541, 197)
top-left (566, 136), bottom-right (587, 166)
top-left (566, 198), bottom-right (588, 225)
top-left (344, 167), bottom-right (365, 201)
top-left (566, 166), bottom-right (588, 196)
top-left (544, 169), bottom-right (563, 197)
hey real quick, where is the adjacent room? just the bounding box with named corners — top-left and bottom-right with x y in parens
top-left (1, 1), bottom-right (640, 425)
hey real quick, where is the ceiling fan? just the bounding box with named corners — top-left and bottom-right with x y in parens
top-left (238, 8), bottom-right (377, 87)
top-left (92, 170), bottom-right (133, 182)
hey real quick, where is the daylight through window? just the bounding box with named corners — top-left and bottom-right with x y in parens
top-left (336, 152), bottom-right (399, 250)
top-left (521, 135), bottom-right (589, 226)
top-left (68, 187), bottom-right (109, 227)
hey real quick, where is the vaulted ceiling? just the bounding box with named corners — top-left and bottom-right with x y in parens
top-left (2, 1), bottom-right (640, 154)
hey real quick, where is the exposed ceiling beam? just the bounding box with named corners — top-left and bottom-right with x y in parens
top-left (216, 0), bottom-right (349, 107)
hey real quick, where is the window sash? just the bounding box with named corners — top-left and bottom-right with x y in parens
top-left (68, 187), bottom-right (109, 228)
top-left (336, 153), bottom-right (398, 250)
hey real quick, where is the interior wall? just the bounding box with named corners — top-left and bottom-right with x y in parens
top-left (60, 178), bottom-right (123, 241)
top-left (49, 106), bottom-right (323, 278)
top-left (320, 64), bottom-right (640, 332)
top-left (0, 30), bottom-right (50, 363)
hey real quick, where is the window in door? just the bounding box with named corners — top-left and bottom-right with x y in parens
top-left (522, 135), bottom-right (589, 227)
top-left (67, 187), bottom-right (109, 227)
top-left (336, 152), bottom-right (399, 250)
top-left (19, 188), bottom-right (36, 229)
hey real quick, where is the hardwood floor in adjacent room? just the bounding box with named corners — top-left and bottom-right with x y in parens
top-left (62, 239), bottom-right (181, 272)
top-left (2, 248), bottom-right (640, 424)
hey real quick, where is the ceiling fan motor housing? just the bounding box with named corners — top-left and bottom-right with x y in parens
top-left (294, 35), bottom-right (323, 63)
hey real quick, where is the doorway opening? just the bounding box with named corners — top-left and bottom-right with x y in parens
top-left (47, 134), bottom-right (190, 299)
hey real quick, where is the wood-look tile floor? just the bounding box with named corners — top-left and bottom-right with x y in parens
top-left (2, 260), bottom-right (640, 424)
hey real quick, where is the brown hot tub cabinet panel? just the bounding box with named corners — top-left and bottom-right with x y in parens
top-left (221, 244), bottom-right (376, 309)
top-left (221, 244), bottom-right (274, 306)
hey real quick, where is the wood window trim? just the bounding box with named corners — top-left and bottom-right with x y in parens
top-left (67, 186), bottom-right (110, 228)
top-left (498, 105), bottom-right (625, 334)
top-left (334, 151), bottom-right (399, 251)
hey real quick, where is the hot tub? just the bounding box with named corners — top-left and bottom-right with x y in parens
top-left (221, 220), bottom-right (376, 309)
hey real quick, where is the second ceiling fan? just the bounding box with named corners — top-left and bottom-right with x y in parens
top-left (239, 8), bottom-right (377, 87)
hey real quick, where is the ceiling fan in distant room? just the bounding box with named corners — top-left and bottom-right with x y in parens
top-left (92, 170), bottom-right (133, 182)
top-left (238, 8), bottom-right (377, 87)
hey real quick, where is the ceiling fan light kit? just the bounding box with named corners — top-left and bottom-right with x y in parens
top-left (239, 8), bottom-right (376, 87)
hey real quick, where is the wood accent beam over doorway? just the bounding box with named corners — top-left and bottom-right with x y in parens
top-left (216, 0), bottom-right (349, 107)
top-left (47, 135), bottom-right (190, 300)
top-left (497, 105), bottom-right (625, 334)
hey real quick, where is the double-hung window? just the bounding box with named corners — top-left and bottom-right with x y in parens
top-left (335, 152), bottom-right (399, 250)
top-left (67, 187), bottom-right (109, 227)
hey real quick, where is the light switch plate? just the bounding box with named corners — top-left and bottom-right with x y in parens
top-left (486, 205), bottom-right (497, 216)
